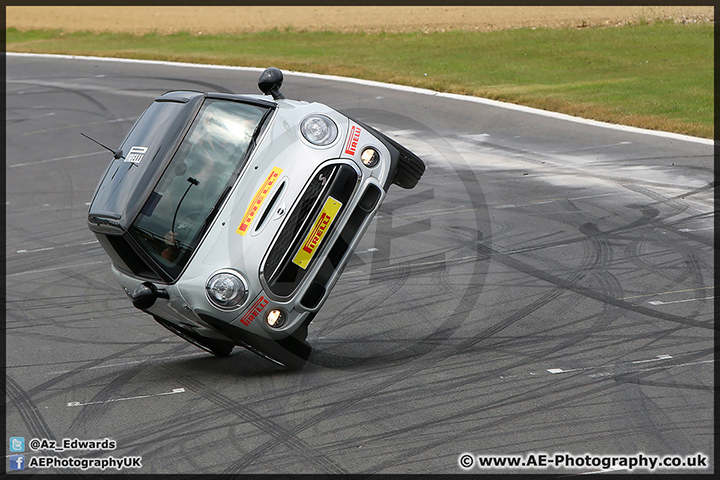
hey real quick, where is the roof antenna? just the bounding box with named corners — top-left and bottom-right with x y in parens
top-left (81, 132), bottom-right (124, 159)
top-left (258, 67), bottom-right (285, 100)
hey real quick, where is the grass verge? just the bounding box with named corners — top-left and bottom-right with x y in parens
top-left (6, 22), bottom-right (714, 138)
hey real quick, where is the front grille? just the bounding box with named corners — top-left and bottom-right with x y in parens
top-left (263, 164), bottom-right (338, 278)
top-left (262, 163), bottom-right (358, 297)
top-left (300, 183), bottom-right (382, 309)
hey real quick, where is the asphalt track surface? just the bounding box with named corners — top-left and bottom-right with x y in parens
top-left (5, 54), bottom-right (714, 475)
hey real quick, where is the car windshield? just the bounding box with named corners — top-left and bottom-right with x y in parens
top-left (128, 98), bottom-right (270, 280)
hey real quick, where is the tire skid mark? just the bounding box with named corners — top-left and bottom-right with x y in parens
top-left (577, 216), bottom-right (627, 315)
top-left (312, 261), bottom-right (409, 343)
top-left (364, 375), bottom-right (630, 473)
top-left (344, 316), bottom-right (708, 472)
top-left (316, 256), bottom-right (468, 365)
top-left (567, 195), bottom-right (709, 312)
top-left (464, 136), bottom-right (712, 193)
top-left (4, 375), bottom-right (83, 476)
top-left (10, 79), bottom-right (116, 125)
top-left (624, 238), bottom-right (694, 287)
top-left (127, 75), bottom-right (234, 94)
top-left (118, 417), bottom-right (259, 472)
top-left (437, 286), bottom-right (624, 395)
top-left (173, 373), bottom-right (346, 474)
top-left (625, 182), bottom-right (710, 213)
top-left (7, 297), bottom-right (119, 313)
top-left (612, 373), bottom-right (715, 392)
top-left (30, 345), bottom-right (194, 408)
top-left (7, 292), bottom-right (121, 310)
top-left (566, 211), bottom-right (691, 454)
top-left (622, 183), bottom-right (713, 247)
top-left (108, 410), bottom-right (239, 459)
top-left (6, 264), bottom-right (124, 330)
top-left (475, 201), bottom-right (667, 261)
top-left (611, 373), bottom-right (700, 453)
top-left (231, 188), bottom-right (597, 470)
top-left (68, 367), bottom-right (147, 430)
top-left (474, 241), bottom-right (711, 330)
top-left (364, 346), bottom-right (712, 470)
top-left (625, 238), bottom-right (707, 305)
top-left (226, 281), bottom-right (576, 473)
top-left (317, 247), bottom-right (467, 351)
top-left (603, 190), bottom-right (709, 311)
top-left (23, 341), bottom-right (168, 400)
top-left (667, 178), bottom-right (716, 200)
top-left (5, 374), bottom-right (56, 442)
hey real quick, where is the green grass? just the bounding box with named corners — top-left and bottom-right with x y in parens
top-left (6, 22), bottom-right (714, 138)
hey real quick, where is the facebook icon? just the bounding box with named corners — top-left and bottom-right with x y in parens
top-left (10, 455), bottom-right (25, 470)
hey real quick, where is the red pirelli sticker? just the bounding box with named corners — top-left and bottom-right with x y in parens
top-left (239, 296), bottom-right (269, 326)
top-left (344, 125), bottom-right (361, 156)
top-left (236, 167), bottom-right (283, 236)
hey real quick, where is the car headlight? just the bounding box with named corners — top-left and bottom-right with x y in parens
top-left (205, 269), bottom-right (248, 310)
top-left (300, 115), bottom-right (338, 146)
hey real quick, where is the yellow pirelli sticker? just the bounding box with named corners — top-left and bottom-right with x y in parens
top-left (236, 167), bottom-right (283, 236)
top-left (292, 196), bottom-right (343, 269)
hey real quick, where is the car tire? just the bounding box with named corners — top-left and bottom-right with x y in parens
top-left (153, 315), bottom-right (235, 357)
top-left (360, 124), bottom-right (425, 189)
top-left (390, 142), bottom-right (425, 189)
top-left (342, 116), bottom-right (425, 190)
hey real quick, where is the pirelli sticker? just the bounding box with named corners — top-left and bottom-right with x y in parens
top-left (236, 167), bottom-right (283, 236)
top-left (292, 196), bottom-right (342, 269)
top-left (344, 125), bottom-right (361, 156)
top-left (239, 296), bottom-right (269, 326)
top-left (125, 146), bottom-right (148, 164)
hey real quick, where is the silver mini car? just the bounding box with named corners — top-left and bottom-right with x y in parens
top-left (87, 68), bottom-right (425, 369)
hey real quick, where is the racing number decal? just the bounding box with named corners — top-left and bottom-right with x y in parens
top-left (237, 167), bottom-right (284, 236)
top-left (292, 196), bottom-right (343, 269)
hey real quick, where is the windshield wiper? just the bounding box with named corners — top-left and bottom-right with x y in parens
top-left (170, 177), bottom-right (200, 239)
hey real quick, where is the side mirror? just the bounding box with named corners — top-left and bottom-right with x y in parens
top-left (258, 67), bottom-right (285, 100)
top-left (131, 282), bottom-right (169, 310)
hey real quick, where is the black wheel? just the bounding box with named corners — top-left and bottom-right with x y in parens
top-left (389, 138), bottom-right (425, 189)
top-left (362, 126), bottom-right (425, 189)
top-left (341, 115), bottom-right (425, 190)
top-left (153, 315), bottom-right (235, 357)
